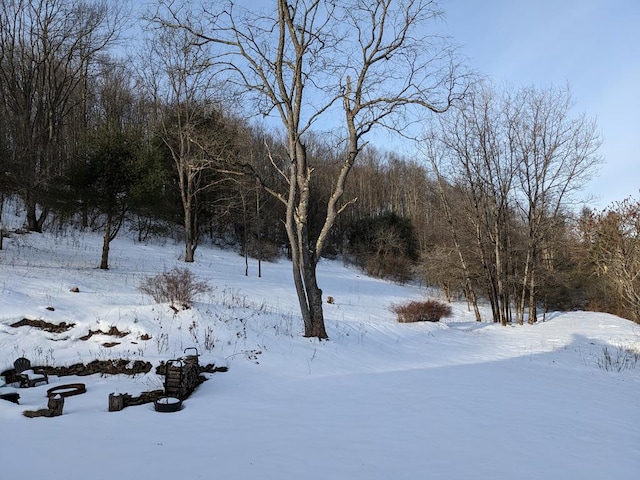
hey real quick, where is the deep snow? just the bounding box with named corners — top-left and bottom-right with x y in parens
top-left (0, 212), bottom-right (638, 479)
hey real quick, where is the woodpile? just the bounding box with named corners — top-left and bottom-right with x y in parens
top-left (159, 356), bottom-right (202, 400)
top-left (109, 352), bottom-right (225, 412)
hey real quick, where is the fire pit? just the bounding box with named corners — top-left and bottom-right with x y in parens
top-left (46, 383), bottom-right (86, 398)
top-left (154, 396), bottom-right (182, 412)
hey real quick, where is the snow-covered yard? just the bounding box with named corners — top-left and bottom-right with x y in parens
top-left (1, 221), bottom-right (638, 479)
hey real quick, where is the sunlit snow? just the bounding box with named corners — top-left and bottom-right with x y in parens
top-left (1, 207), bottom-right (638, 479)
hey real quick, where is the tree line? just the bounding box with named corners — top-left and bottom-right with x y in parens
top-left (1, 0), bottom-right (638, 337)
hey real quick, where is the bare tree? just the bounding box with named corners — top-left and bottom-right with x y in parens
top-left (582, 198), bottom-right (640, 323)
top-left (143, 5), bottom-right (249, 263)
top-left (155, 0), bottom-right (464, 338)
top-left (425, 83), bottom-right (601, 325)
top-left (66, 58), bottom-right (143, 270)
top-left (508, 85), bottom-right (602, 323)
top-left (142, 14), bottom-right (216, 263)
top-left (0, 0), bottom-right (124, 231)
top-left (426, 139), bottom-right (484, 322)
top-left (425, 85), bottom-right (514, 323)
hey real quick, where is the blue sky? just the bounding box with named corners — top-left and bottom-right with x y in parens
top-left (441, 0), bottom-right (640, 209)
top-left (130, 0), bottom-right (638, 209)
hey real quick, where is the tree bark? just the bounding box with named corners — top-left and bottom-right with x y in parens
top-left (25, 197), bottom-right (48, 233)
top-left (184, 200), bottom-right (196, 263)
top-left (283, 140), bottom-right (329, 339)
top-left (0, 192), bottom-right (4, 250)
top-left (100, 213), bottom-right (112, 270)
top-left (108, 393), bottom-right (125, 412)
top-left (47, 395), bottom-right (64, 417)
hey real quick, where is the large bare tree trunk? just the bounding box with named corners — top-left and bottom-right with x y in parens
top-left (284, 139), bottom-right (329, 338)
top-left (290, 252), bottom-right (327, 338)
top-left (183, 197), bottom-right (196, 263)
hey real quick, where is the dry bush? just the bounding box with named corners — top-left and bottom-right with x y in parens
top-left (139, 267), bottom-right (211, 309)
top-left (391, 299), bottom-right (452, 323)
top-left (596, 344), bottom-right (639, 372)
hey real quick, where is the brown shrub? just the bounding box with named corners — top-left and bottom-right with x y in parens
top-left (139, 267), bottom-right (211, 308)
top-left (391, 299), bottom-right (452, 323)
